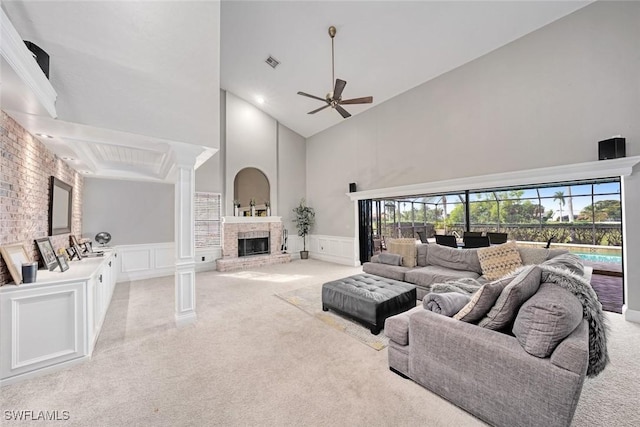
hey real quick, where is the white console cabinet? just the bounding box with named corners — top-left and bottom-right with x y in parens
top-left (0, 250), bottom-right (118, 385)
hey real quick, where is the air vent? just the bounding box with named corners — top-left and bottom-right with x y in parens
top-left (265, 56), bottom-right (280, 69)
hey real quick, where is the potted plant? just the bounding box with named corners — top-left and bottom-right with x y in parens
top-left (292, 198), bottom-right (315, 259)
top-left (249, 198), bottom-right (256, 216)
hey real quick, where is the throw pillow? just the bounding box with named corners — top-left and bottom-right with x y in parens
top-left (377, 252), bottom-right (403, 266)
top-left (454, 275), bottom-right (513, 323)
top-left (517, 247), bottom-right (550, 265)
top-left (477, 241), bottom-right (523, 281)
top-left (513, 283), bottom-right (583, 358)
top-left (478, 265), bottom-right (542, 330)
top-left (388, 238), bottom-right (417, 268)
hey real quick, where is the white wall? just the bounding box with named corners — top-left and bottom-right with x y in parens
top-left (82, 178), bottom-right (174, 245)
top-left (306, 1), bottom-right (640, 237)
top-left (224, 92), bottom-right (278, 214)
top-left (277, 123), bottom-right (307, 236)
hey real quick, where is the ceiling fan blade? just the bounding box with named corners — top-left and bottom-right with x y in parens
top-left (297, 91), bottom-right (327, 102)
top-left (333, 79), bottom-right (347, 100)
top-left (340, 96), bottom-right (373, 105)
top-left (307, 104), bottom-right (331, 114)
top-left (335, 105), bottom-right (351, 119)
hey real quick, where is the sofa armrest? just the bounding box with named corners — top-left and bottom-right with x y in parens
top-left (550, 319), bottom-right (589, 375)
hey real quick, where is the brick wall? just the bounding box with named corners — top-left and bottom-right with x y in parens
top-left (0, 111), bottom-right (83, 284)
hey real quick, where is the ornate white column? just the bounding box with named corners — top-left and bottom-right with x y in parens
top-left (174, 157), bottom-right (197, 326)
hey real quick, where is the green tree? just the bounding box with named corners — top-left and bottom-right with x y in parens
top-left (578, 200), bottom-right (621, 222)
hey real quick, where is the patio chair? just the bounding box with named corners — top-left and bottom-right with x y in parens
top-left (463, 231), bottom-right (483, 238)
top-left (545, 236), bottom-right (555, 248)
top-left (416, 231), bottom-right (428, 243)
top-left (486, 232), bottom-right (508, 244)
top-left (435, 235), bottom-right (458, 248)
top-left (463, 235), bottom-right (491, 248)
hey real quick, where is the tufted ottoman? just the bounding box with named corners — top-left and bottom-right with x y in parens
top-left (322, 273), bottom-right (417, 335)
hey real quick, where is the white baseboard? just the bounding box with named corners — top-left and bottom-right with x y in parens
top-left (622, 305), bottom-right (640, 324)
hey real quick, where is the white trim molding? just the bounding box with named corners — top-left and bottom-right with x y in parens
top-left (347, 156), bottom-right (640, 201)
top-left (623, 306), bottom-right (640, 324)
top-left (1, 8), bottom-right (57, 118)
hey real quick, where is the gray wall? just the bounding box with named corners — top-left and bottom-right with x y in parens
top-left (224, 92), bottom-right (278, 214)
top-left (83, 178), bottom-right (174, 245)
top-left (278, 123), bottom-right (307, 235)
top-left (306, 1), bottom-right (640, 237)
top-left (305, 1), bottom-right (640, 315)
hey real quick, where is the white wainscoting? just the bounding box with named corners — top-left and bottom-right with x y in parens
top-left (306, 234), bottom-right (359, 266)
top-left (117, 243), bottom-right (223, 281)
top-left (117, 243), bottom-right (175, 282)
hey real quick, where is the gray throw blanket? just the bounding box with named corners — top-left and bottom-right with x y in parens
top-left (431, 266), bottom-right (609, 377)
top-left (423, 292), bottom-right (471, 317)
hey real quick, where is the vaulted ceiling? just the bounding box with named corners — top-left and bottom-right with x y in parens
top-left (1, 1), bottom-right (592, 180)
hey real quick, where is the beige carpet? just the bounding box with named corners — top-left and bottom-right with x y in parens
top-left (0, 259), bottom-right (638, 426)
top-left (275, 282), bottom-right (392, 351)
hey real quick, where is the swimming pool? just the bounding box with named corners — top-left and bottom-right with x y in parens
top-left (575, 253), bottom-right (622, 264)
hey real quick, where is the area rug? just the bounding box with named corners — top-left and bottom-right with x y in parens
top-left (275, 283), bottom-right (390, 350)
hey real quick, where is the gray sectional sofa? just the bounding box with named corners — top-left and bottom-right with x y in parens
top-left (363, 243), bottom-right (571, 299)
top-left (373, 244), bottom-right (600, 427)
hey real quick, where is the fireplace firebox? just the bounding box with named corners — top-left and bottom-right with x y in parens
top-left (238, 231), bottom-right (270, 257)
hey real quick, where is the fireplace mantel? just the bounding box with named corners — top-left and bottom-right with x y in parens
top-left (222, 216), bottom-right (282, 224)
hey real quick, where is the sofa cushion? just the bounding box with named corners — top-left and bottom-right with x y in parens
top-left (375, 252), bottom-right (403, 266)
top-left (513, 283), bottom-right (583, 358)
top-left (416, 244), bottom-right (429, 267)
top-left (405, 266), bottom-right (480, 290)
top-left (453, 275), bottom-right (513, 323)
top-left (426, 244), bottom-right (482, 274)
top-left (517, 247), bottom-right (550, 265)
top-left (478, 265), bottom-right (542, 330)
top-left (541, 253), bottom-right (584, 276)
top-left (362, 262), bottom-right (410, 282)
top-left (477, 241), bottom-right (523, 281)
top-left (388, 238), bottom-right (417, 268)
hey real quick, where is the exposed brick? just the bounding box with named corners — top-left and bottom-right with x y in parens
top-left (0, 111), bottom-right (83, 285)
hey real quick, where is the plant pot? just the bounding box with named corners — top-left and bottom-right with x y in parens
top-left (300, 250), bottom-right (309, 259)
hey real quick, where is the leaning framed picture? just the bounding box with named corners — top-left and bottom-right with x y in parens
top-left (66, 246), bottom-right (81, 261)
top-left (56, 255), bottom-right (69, 272)
top-left (69, 235), bottom-right (85, 257)
top-left (0, 243), bottom-right (31, 285)
top-left (35, 237), bottom-right (58, 271)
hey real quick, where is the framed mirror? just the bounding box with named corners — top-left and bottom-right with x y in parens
top-left (48, 176), bottom-right (73, 235)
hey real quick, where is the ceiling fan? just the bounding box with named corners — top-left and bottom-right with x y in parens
top-left (297, 26), bottom-right (373, 119)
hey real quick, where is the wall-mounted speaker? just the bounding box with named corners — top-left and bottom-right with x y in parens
top-left (349, 182), bottom-right (357, 193)
top-left (598, 137), bottom-right (626, 160)
top-left (23, 41), bottom-right (50, 79)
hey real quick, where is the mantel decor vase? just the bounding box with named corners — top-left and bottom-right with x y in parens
top-left (251, 206), bottom-right (255, 217)
top-left (234, 206), bottom-right (239, 216)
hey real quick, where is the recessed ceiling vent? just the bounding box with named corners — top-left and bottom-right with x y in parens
top-left (265, 55), bottom-right (280, 69)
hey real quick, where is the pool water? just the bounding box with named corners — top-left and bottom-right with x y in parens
top-left (575, 253), bottom-right (622, 264)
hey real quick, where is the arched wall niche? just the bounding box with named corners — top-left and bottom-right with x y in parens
top-left (233, 167), bottom-right (270, 208)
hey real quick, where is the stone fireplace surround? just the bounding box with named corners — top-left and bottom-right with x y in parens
top-left (216, 217), bottom-right (291, 272)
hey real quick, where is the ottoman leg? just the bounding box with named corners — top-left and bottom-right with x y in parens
top-left (370, 326), bottom-right (381, 335)
top-left (322, 304), bottom-right (328, 312)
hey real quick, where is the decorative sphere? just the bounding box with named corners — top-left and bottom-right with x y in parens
top-left (95, 232), bottom-right (112, 246)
